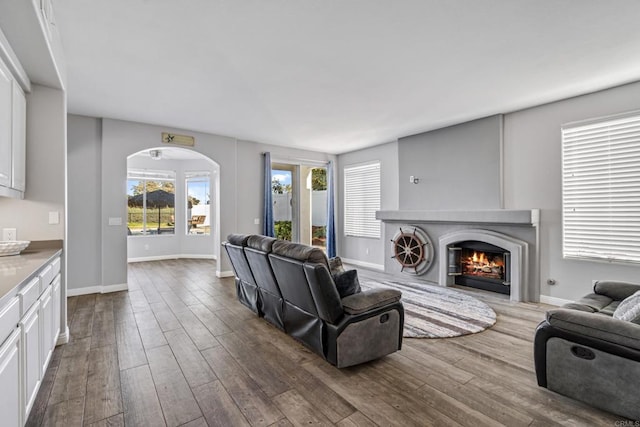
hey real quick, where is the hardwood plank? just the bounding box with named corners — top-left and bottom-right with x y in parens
top-left (192, 380), bottom-right (251, 427)
top-left (49, 352), bottom-right (89, 405)
top-left (83, 345), bottom-right (123, 424)
top-left (163, 328), bottom-right (217, 388)
top-left (179, 417), bottom-right (209, 427)
top-left (87, 413), bottom-right (124, 427)
top-left (41, 397), bottom-right (85, 427)
top-left (128, 290), bottom-right (151, 313)
top-left (115, 317), bottom-right (147, 370)
top-left (146, 345), bottom-right (203, 427)
top-left (202, 346), bottom-right (285, 427)
top-left (217, 332), bottom-right (291, 397)
top-left (173, 308), bottom-right (220, 350)
top-left (120, 365), bottom-right (166, 427)
top-left (272, 389), bottom-right (334, 427)
top-left (135, 310), bottom-right (168, 349)
top-left (149, 301), bottom-right (182, 332)
top-left (70, 308), bottom-right (94, 340)
top-left (188, 303), bottom-right (232, 336)
top-left (91, 298), bottom-right (116, 349)
top-left (335, 411), bottom-right (377, 427)
top-left (25, 347), bottom-right (60, 427)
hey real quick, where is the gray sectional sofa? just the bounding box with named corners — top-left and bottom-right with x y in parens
top-left (223, 234), bottom-right (405, 368)
top-left (534, 280), bottom-right (640, 420)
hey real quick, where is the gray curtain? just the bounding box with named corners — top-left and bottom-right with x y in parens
top-left (326, 160), bottom-right (336, 257)
top-left (263, 152), bottom-right (275, 237)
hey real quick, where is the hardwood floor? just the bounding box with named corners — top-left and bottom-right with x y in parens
top-left (26, 259), bottom-right (625, 426)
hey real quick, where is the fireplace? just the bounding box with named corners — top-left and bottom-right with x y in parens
top-left (377, 210), bottom-right (539, 302)
top-left (448, 241), bottom-right (510, 295)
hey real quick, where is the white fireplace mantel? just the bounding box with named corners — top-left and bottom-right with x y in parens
top-left (376, 209), bottom-right (539, 226)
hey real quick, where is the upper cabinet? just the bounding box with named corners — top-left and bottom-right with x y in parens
top-left (0, 58), bottom-right (12, 189)
top-left (0, 55), bottom-right (26, 198)
top-left (12, 82), bottom-right (26, 192)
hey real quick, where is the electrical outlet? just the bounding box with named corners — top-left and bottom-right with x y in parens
top-left (2, 228), bottom-right (17, 241)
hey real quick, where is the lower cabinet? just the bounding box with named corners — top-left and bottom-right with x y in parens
top-left (20, 303), bottom-right (41, 419)
top-left (0, 254), bottom-right (61, 426)
top-left (0, 329), bottom-right (22, 427)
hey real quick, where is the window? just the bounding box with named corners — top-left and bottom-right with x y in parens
top-left (562, 111), bottom-right (640, 263)
top-left (344, 162), bottom-right (381, 238)
top-left (127, 169), bottom-right (176, 236)
top-left (186, 171), bottom-right (210, 235)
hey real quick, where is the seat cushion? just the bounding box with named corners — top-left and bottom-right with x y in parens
top-left (568, 293), bottom-right (613, 312)
top-left (613, 291), bottom-right (640, 324)
top-left (342, 289), bottom-right (401, 315)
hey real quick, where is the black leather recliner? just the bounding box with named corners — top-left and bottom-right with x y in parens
top-left (223, 234), bottom-right (404, 368)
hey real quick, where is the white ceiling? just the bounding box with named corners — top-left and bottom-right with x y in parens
top-left (55, 1), bottom-right (640, 154)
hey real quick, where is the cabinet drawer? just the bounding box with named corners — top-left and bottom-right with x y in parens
top-left (50, 257), bottom-right (61, 279)
top-left (38, 265), bottom-right (53, 293)
top-left (18, 277), bottom-right (40, 315)
top-left (0, 297), bottom-right (19, 346)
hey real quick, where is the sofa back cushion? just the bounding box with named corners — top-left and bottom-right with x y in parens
top-left (271, 240), bottom-right (330, 269)
top-left (269, 252), bottom-right (319, 316)
top-left (303, 264), bottom-right (343, 324)
top-left (245, 236), bottom-right (282, 297)
top-left (224, 234), bottom-right (255, 286)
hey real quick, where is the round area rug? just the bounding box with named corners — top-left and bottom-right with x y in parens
top-left (360, 278), bottom-right (497, 338)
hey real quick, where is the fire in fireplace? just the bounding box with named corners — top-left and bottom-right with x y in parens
top-left (448, 241), bottom-right (510, 295)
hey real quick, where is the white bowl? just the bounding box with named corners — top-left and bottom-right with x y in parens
top-left (0, 241), bottom-right (30, 257)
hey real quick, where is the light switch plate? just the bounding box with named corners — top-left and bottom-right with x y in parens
top-left (2, 228), bottom-right (16, 241)
top-left (108, 217), bottom-right (122, 226)
top-left (48, 211), bottom-right (60, 224)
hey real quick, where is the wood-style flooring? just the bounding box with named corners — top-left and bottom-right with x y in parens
top-left (26, 259), bottom-right (625, 426)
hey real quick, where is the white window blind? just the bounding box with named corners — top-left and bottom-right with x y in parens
top-left (562, 111), bottom-right (640, 264)
top-left (344, 162), bottom-right (381, 238)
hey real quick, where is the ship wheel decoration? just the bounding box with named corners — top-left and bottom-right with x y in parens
top-left (391, 226), bottom-right (434, 275)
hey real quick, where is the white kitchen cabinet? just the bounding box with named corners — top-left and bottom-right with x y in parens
top-left (52, 274), bottom-right (60, 346)
top-left (11, 81), bottom-right (26, 191)
top-left (0, 328), bottom-right (22, 427)
top-left (20, 303), bottom-right (40, 419)
top-left (39, 285), bottom-right (52, 377)
top-left (0, 57), bottom-right (12, 188)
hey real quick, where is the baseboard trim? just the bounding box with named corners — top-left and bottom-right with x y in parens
top-left (216, 270), bottom-right (234, 278)
top-left (340, 257), bottom-right (385, 272)
top-left (128, 254), bottom-right (216, 263)
top-left (540, 295), bottom-right (573, 307)
top-left (67, 283), bottom-right (129, 297)
top-left (56, 326), bottom-right (69, 345)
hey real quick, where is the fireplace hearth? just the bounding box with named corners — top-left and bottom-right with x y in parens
top-left (448, 241), bottom-right (510, 295)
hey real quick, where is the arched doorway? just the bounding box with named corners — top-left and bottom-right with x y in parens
top-left (125, 147), bottom-right (220, 262)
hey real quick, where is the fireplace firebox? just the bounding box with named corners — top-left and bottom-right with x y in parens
top-left (448, 241), bottom-right (510, 295)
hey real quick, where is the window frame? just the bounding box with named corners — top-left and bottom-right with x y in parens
top-left (343, 161), bottom-right (381, 239)
top-left (185, 171), bottom-right (211, 236)
top-left (561, 110), bottom-right (640, 265)
top-left (127, 169), bottom-right (176, 237)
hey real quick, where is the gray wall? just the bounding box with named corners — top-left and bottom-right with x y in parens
top-left (67, 115), bottom-right (102, 291)
top-left (398, 115), bottom-right (502, 210)
top-left (66, 115), bottom-right (335, 293)
top-left (337, 141), bottom-right (398, 268)
top-left (338, 83), bottom-right (640, 302)
top-left (503, 81), bottom-right (640, 301)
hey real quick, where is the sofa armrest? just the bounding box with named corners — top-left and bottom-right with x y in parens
top-left (341, 289), bottom-right (401, 315)
top-left (594, 280), bottom-right (640, 301)
top-left (546, 308), bottom-right (640, 351)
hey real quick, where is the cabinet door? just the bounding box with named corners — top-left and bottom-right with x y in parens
top-left (0, 328), bottom-right (22, 427)
top-left (0, 59), bottom-right (12, 188)
top-left (11, 82), bottom-right (26, 192)
top-left (52, 274), bottom-right (61, 345)
top-left (20, 303), bottom-right (40, 418)
top-left (39, 285), bottom-right (53, 377)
